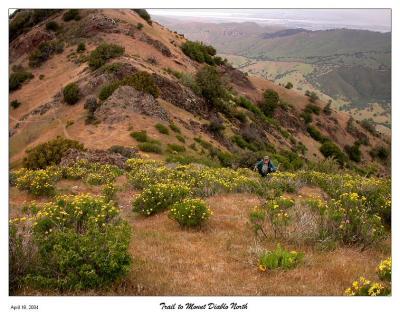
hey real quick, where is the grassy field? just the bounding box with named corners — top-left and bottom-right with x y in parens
top-left (9, 159), bottom-right (391, 296)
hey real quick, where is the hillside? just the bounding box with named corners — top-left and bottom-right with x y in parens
top-left (154, 18), bottom-right (391, 132)
top-left (8, 9), bottom-right (391, 296)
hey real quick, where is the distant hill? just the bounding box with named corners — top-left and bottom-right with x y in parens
top-left (155, 18), bottom-right (391, 125)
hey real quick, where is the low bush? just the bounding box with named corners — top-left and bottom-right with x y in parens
top-left (258, 244), bottom-right (304, 271)
top-left (308, 91), bottom-right (319, 103)
top-left (361, 119), bottom-right (377, 135)
top-left (377, 257), bottom-right (391, 282)
top-left (155, 123), bottom-right (169, 134)
top-left (61, 160), bottom-right (123, 185)
top-left (77, 42), bottom-right (86, 52)
top-left (45, 21), bottom-right (60, 32)
top-left (323, 100), bottom-right (332, 115)
top-left (305, 103), bottom-right (321, 115)
top-left (84, 96), bottom-right (99, 124)
top-left (98, 81), bottom-right (120, 101)
top-left (285, 82), bottom-right (293, 89)
top-left (195, 65), bottom-right (227, 107)
top-left (132, 9), bottom-right (152, 25)
top-left (63, 9), bottom-right (81, 22)
top-left (12, 167), bottom-right (61, 196)
top-left (261, 89), bottom-right (280, 117)
top-left (23, 137), bottom-right (84, 170)
top-left (10, 194), bottom-right (131, 291)
top-left (169, 123), bottom-right (181, 133)
top-left (138, 142), bottom-right (163, 154)
top-left (9, 70), bottom-right (34, 91)
top-left (10, 100), bottom-right (21, 109)
top-left (137, 22), bottom-right (144, 30)
top-left (300, 110), bottom-right (312, 124)
top-left (320, 141), bottom-right (347, 166)
top-left (130, 130), bottom-right (149, 142)
top-left (98, 71), bottom-right (159, 100)
top-left (167, 143), bottom-right (185, 153)
top-left (102, 182), bottom-right (118, 202)
top-left (176, 135), bottom-right (185, 143)
top-left (370, 146), bottom-right (389, 161)
top-left (29, 40), bottom-right (64, 67)
top-left (169, 198), bottom-right (212, 227)
top-left (181, 40), bottom-right (218, 65)
top-left (345, 142), bottom-right (362, 162)
top-left (307, 125), bottom-right (328, 143)
top-left (63, 83), bottom-right (80, 105)
top-left (132, 183), bottom-right (190, 216)
top-left (88, 43), bottom-right (124, 70)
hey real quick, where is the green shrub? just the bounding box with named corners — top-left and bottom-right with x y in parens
top-left (132, 183), bottom-right (190, 216)
top-left (23, 137), bottom-right (84, 170)
top-left (137, 22), bottom-right (144, 30)
top-left (305, 103), bottom-right (321, 115)
top-left (39, 74), bottom-right (45, 80)
top-left (176, 134), bottom-right (185, 143)
top-left (169, 198), bottom-right (211, 227)
top-left (88, 43), bottom-right (124, 70)
top-left (258, 244), bottom-right (304, 271)
top-left (132, 9), bottom-right (152, 25)
top-left (169, 123), bottom-right (181, 133)
top-left (261, 89), bottom-right (279, 117)
top-left (98, 72), bottom-right (159, 100)
top-left (98, 81), bottom-right (120, 101)
top-left (285, 82), bottom-right (293, 89)
top-left (167, 143), bottom-right (185, 153)
top-left (121, 72), bottom-right (159, 97)
top-left (29, 40), bottom-right (64, 67)
top-left (63, 83), bottom-right (80, 105)
top-left (308, 91), bottom-right (319, 103)
top-left (155, 123), bottom-right (169, 134)
top-left (45, 20), bottom-right (59, 32)
top-left (10, 99), bottom-right (21, 109)
top-left (323, 100), bottom-right (332, 115)
top-left (84, 96), bottom-right (99, 124)
top-left (181, 40), bottom-right (217, 65)
top-left (370, 146), bottom-right (389, 161)
top-left (345, 143), bottom-right (362, 162)
top-left (63, 9), bottom-right (81, 22)
top-left (138, 142), bottom-right (163, 154)
top-left (9, 70), bottom-right (34, 91)
top-left (11, 194), bottom-right (131, 291)
top-left (300, 110), bottom-right (312, 124)
top-left (130, 130), bottom-right (149, 142)
top-left (233, 110), bottom-right (247, 123)
top-left (77, 42), bottom-right (86, 52)
top-left (307, 125), bottom-right (328, 143)
top-left (196, 65), bottom-right (227, 106)
top-left (361, 119), bottom-right (377, 135)
top-left (320, 141), bottom-right (347, 165)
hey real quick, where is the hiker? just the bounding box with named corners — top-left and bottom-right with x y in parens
top-left (254, 156), bottom-right (277, 177)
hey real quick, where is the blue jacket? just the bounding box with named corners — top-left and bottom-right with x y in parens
top-left (256, 160), bottom-right (277, 175)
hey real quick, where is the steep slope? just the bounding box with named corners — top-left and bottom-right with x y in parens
top-left (9, 9), bottom-right (390, 173)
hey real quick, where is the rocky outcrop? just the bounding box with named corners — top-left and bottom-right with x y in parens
top-left (60, 148), bottom-right (132, 169)
top-left (95, 86), bottom-right (170, 123)
top-left (152, 74), bottom-right (208, 116)
top-left (10, 28), bottom-right (55, 61)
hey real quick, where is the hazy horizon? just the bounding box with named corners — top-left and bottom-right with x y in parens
top-left (149, 9), bottom-right (391, 32)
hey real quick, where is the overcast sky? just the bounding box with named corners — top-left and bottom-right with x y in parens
top-left (148, 9), bottom-right (391, 32)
